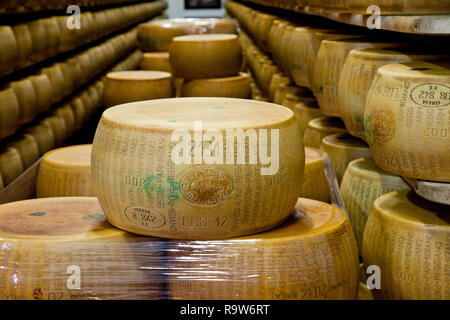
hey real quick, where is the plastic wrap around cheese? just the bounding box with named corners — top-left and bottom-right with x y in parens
top-left (37, 145), bottom-right (95, 198)
top-left (181, 73), bottom-right (251, 98)
top-left (0, 197), bottom-right (164, 300)
top-left (364, 61), bottom-right (450, 182)
top-left (303, 116), bottom-right (347, 149)
top-left (92, 98), bottom-right (304, 240)
top-left (167, 198), bottom-right (359, 299)
top-left (362, 189), bottom-right (450, 300)
top-left (340, 157), bottom-right (410, 253)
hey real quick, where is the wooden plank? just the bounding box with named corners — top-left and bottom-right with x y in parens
top-left (403, 177), bottom-right (450, 205)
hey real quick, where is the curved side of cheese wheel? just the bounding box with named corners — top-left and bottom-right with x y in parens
top-left (27, 20), bottom-right (48, 61)
top-left (140, 52), bottom-right (172, 73)
top-left (319, 133), bottom-right (371, 185)
top-left (92, 98), bottom-right (304, 239)
top-left (68, 98), bottom-right (86, 130)
top-left (181, 73), bottom-right (251, 98)
top-left (42, 115), bottom-right (67, 147)
top-left (0, 147), bottom-right (24, 186)
top-left (6, 133), bottom-right (40, 169)
top-left (358, 282), bottom-right (374, 300)
top-left (11, 24), bottom-right (32, 67)
top-left (167, 197), bottom-right (359, 299)
top-left (42, 65), bottom-right (65, 103)
top-left (364, 61), bottom-right (450, 182)
top-left (138, 20), bottom-right (190, 52)
top-left (54, 104), bottom-right (76, 136)
top-left (303, 116), bottom-right (347, 149)
top-left (29, 74), bottom-right (53, 114)
top-left (0, 26), bottom-right (18, 74)
top-left (300, 147), bottom-right (331, 202)
top-left (0, 197), bottom-right (164, 300)
top-left (273, 84), bottom-right (309, 106)
top-left (24, 122), bottom-right (56, 155)
top-left (170, 34), bottom-right (242, 79)
top-left (41, 17), bottom-right (60, 55)
top-left (10, 78), bottom-right (38, 125)
top-left (0, 88), bottom-right (21, 139)
top-left (268, 73), bottom-right (290, 101)
top-left (292, 99), bottom-right (322, 135)
top-left (362, 189), bottom-right (449, 300)
top-left (340, 157), bottom-right (410, 253)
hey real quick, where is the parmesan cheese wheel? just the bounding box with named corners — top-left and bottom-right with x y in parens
top-left (24, 122), bottom-right (56, 155)
top-left (259, 63), bottom-right (280, 95)
top-left (281, 92), bottom-right (315, 110)
top-left (54, 104), bottom-right (76, 136)
top-left (42, 115), bottom-right (67, 147)
top-left (37, 145), bottom-right (95, 198)
top-left (140, 52), bottom-right (172, 73)
top-left (364, 61), bottom-right (450, 182)
top-left (55, 62), bottom-right (75, 96)
top-left (29, 74), bottom-right (53, 114)
top-left (168, 198), bottom-right (359, 299)
top-left (41, 65), bottom-right (65, 103)
top-left (181, 73), bottom-right (251, 98)
top-left (67, 58), bottom-right (83, 89)
top-left (92, 98), bottom-right (304, 240)
top-left (300, 147), bottom-right (331, 202)
top-left (9, 79), bottom-right (37, 125)
top-left (340, 157), bottom-right (410, 253)
top-left (79, 91), bottom-right (93, 119)
top-left (0, 88), bottom-right (20, 139)
top-left (170, 34), bottom-right (241, 79)
top-left (69, 98), bottom-right (87, 130)
top-left (292, 98), bottom-right (323, 135)
top-left (346, 0), bottom-right (450, 14)
top-left (138, 20), bottom-right (188, 52)
top-left (41, 17), bottom-right (60, 56)
top-left (274, 84), bottom-right (310, 106)
top-left (6, 133), bottom-right (40, 169)
top-left (339, 47), bottom-right (448, 140)
top-left (303, 116), bottom-right (347, 148)
top-left (319, 133), bottom-right (371, 185)
top-left (11, 24), bottom-right (32, 67)
top-left (0, 197), bottom-right (164, 300)
top-left (0, 147), bottom-right (24, 186)
top-left (203, 18), bottom-right (237, 34)
top-left (104, 71), bottom-right (174, 108)
top-left (313, 38), bottom-right (401, 117)
top-left (268, 73), bottom-right (290, 101)
top-left (0, 26), bottom-right (18, 74)
top-left (27, 20), bottom-right (48, 61)
top-left (362, 189), bottom-right (450, 300)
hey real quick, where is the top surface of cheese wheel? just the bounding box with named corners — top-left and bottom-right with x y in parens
top-left (0, 197), bottom-right (119, 239)
top-left (106, 70), bottom-right (172, 81)
top-left (173, 34), bottom-right (237, 42)
top-left (42, 144), bottom-right (91, 169)
top-left (102, 98), bottom-right (294, 130)
top-left (321, 133), bottom-right (369, 150)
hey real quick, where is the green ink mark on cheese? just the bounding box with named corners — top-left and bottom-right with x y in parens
top-left (144, 175), bottom-right (181, 206)
top-left (28, 211), bottom-right (46, 216)
top-left (212, 106), bottom-right (224, 109)
top-left (355, 113), bottom-right (362, 123)
top-left (315, 86), bottom-right (323, 94)
top-left (167, 120), bottom-right (176, 123)
top-left (82, 214), bottom-right (104, 220)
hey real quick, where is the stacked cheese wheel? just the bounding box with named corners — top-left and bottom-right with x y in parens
top-left (303, 117), bottom-right (347, 149)
top-left (0, 197), bottom-right (164, 300)
top-left (300, 147), bottom-right (331, 202)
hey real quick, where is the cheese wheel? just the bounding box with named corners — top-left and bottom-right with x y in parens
top-left (54, 104), bottom-right (76, 136)
top-left (92, 98), bottom-right (304, 240)
top-left (24, 122), bottom-right (56, 155)
top-left (281, 92), bottom-right (315, 110)
top-left (274, 84), bottom-right (310, 106)
top-left (258, 63), bottom-right (280, 95)
top-left (303, 116), bottom-right (347, 148)
top-left (340, 157), bottom-right (410, 253)
top-left (319, 133), bottom-right (371, 185)
top-left (314, 37), bottom-right (402, 117)
top-left (55, 62), bottom-right (75, 96)
top-left (9, 78), bottom-right (37, 125)
top-left (41, 17), bottom-right (60, 55)
top-left (291, 97), bottom-right (322, 133)
top-left (170, 34), bottom-right (241, 79)
top-left (181, 73), bottom-right (251, 98)
top-left (6, 133), bottom-right (40, 169)
top-left (69, 98), bottom-right (86, 130)
top-left (67, 58), bottom-right (83, 89)
top-left (27, 20), bottom-right (48, 61)
top-left (0, 197), bottom-right (163, 300)
top-left (0, 88), bottom-right (20, 139)
top-left (42, 115), bottom-right (67, 147)
top-left (358, 263), bottom-right (374, 300)
top-left (268, 73), bottom-right (290, 101)
top-left (270, 21), bottom-right (290, 68)
top-left (41, 65), bottom-right (65, 103)
top-left (0, 26), bottom-right (18, 74)
top-left (346, 0), bottom-right (450, 14)
top-left (11, 24), bottom-right (32, 67)
top-left (0, 147), bottom-right (24, 186)
top-left (138, 20), bottom-right (188, 52)
top-left (29, 74), bottom-right (53, 114)
top-left (300, 147), bottom-right (331, 202)
top-left (140, 52), bottom-right (172, 73)
top-left (362, 189), bottom-right (450, 300)
top-left (87, 86), bottom-right (100, 112)
top-left (37, 145), bottom-right (95, 198)
top-left (104, 71), bottom-right (173, 107)
top-left (167, 198), bottom-right (359, 299)
top-left (203, 18), bottom-right (237, 34)
top-left (339, 47), bottom-right (449, 140)
top-left (364, 61), bottom-right (450, 182)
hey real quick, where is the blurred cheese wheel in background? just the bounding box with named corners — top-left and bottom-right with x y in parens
top-left (181, 73), bottom-right (251, 98)
top-left (41, 65), bottom-right (65, 103)
top-left (37, 145), bottom-right (95, 198)
top-left (364, 61), bottom-right (450, 182)
top-left (340, 157), bottom-right (410, 253)
top-left (138, 19), bottom-right (188, 52)
top-left (339, 47), bottom-right (449, 140)
top-left (79, 92), bottom-right (93, 120)
top-left (24, 121), bottom-right (56, 155)
top-left (319, 133), bottom-right (371, 185)
top-left (362, 189), bottom-right (450, 300)
top-left (300, 147), bottom-right (331, 203)
top-left (67, 58), bottom-right (83, 89)
top-left (54, 104), bottom-right (76, 136)
top-left (258, 63), bottom-right (279, 94)
top-left (0, 88), bottom-right (20, 139)
top-left (0, 146), bottom-right (24, 186)
top-left (140, 52), bottom-right (172, 73)
top-left (41, 17), bottom-right (60, 56)
top-left (281, 92), bottom-right (314, 110)
top-left (206, 18), bottom-right (237, 34)
top-left (54, 62), bottom-right (74, 97)
top-left (9, 78), bottom-right (37, 125)
top-left (292, 98), bottom-right (323, 135)
top-left (167, 198), bottom-right (359, 299)
top-left (0, 197), bottom-right (164, 300)
top-left (29, 74), bottom-right (53, 114)
top-left (303, 116), bottom-right (347, 149)
top-left (11, 24), bottom-right (32, 67)
top-left (170, 34), bottom-right (241, 79)
top-left (42, 115), bottom-right (67, 147)
top-left (0, 26), bottom-right (18, 74)
top-left (27, 20), bottom-right (48, 62)
top-left (6, 133), bottom-right (40, 169)
top-left (269, 73), bottom-right (290, 101)
top-left (346, 0), bottom-right (450, 14)
top-left (358, 263), bottom-right (374, 300)
top-left (92, 98), bottom-right (304, 240)
top-left (274, 84), bottom-right (311, 106)
top-left (104, 71), bottom-right (173, 107)
top-left (68, 98), bottom-right (86, 130)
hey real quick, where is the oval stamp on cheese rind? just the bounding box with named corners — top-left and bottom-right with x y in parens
top-left (368, 109), bottom-right (396, 144)
top-left (124, 206), bottom-right (166, 229)
top-left (410, 83), bottom-right (450, 107)
top-left (179, 165), bottom-right (234, 207)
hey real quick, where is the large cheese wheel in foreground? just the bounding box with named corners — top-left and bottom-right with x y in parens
top-left (0, 197), bottom-right (164, 300)
top-left (170, 34), bottom-right (241, 79)
top-left (339, 47), bottom-right (449, 141)
top-left (319, 133), bottom-right (371, 185)
top-left (37, 145), bottom-right (95, 198)
top-left (303, 116), bottom-right (347, 149)
top-left (140, 52), bottom-right (172, 73)
top-left (181, 73), bottom-right (251, 98)
top-left (364, 61), bottom-right (450, 182)
top-left (362, 189), bottom-right (450, 300)
top-left (167, 198), bottom-right (359, 299)
top-left (340, 157), bottom-right (409, 253)
top-left (92, 98), bottom-right (304, 240)
top-left (300, 147), bottom-right (330, 203)
top-left (104, 71), bottom-right (173, 107)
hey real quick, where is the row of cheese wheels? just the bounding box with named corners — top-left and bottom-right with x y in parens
top-left (0, 49), bottom-right (143, 191)
top-left (235, 0), bottom-right (450, 14)
top-left (0, 28), bottom-right (138, 141)
top-left (227, 0), bottom-right (450, 183)
top-left (0, 0), bottom-right (151, 12)
top-left (0, 1), bottom-right (166, 76)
